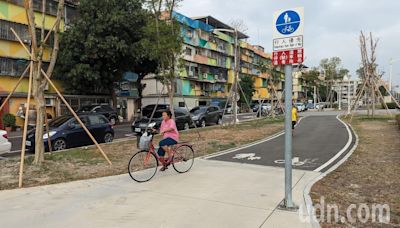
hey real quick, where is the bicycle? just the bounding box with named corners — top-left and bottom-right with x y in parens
top-left (128, 130), bottom-right (195, 182)
top-left (281, 25), bottom-right (294, 33)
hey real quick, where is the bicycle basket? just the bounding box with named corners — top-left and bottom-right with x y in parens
top-left (139, 132), bottom-right (153, 150)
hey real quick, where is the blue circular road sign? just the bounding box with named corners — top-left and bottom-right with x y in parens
top-left (275, 10), bottom-right (301, 35)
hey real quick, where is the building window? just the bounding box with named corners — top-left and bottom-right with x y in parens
top-left (9, 0), bottom-right (58, 16)
top-left (178, 102), bottom-right (185, 107)
top-left (0, 19), bottom-right (54, 45)
top-left (185, 47), bottom-right (192, 56)
top-left (0, 20), bottom-right (30, 42)
top-left (0, 57), bottom-right (49, 77)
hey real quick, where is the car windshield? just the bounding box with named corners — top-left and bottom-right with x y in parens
top-left (144, 111), bottom-right (164, 119)
top-left (77, 106), bottom-right (95, 112)
top-left (190, 107), bottom-right (206, 115)
top-left (48, 116), bottom-right (71, 128)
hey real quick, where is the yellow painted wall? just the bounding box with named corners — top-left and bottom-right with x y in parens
top-left (0, 2), bottom-right (63, 30)
top-left (253, 88), bottom-right (268, 100)
top-left (0, 76), bottom-right (64, 94)
top-left (228, 70), bottom-right (234, 84)
top-left (0, 40), bottom-right (51, 60)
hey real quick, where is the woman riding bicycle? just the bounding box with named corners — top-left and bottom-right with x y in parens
top-left (154, 110), bottom-right (179, 171)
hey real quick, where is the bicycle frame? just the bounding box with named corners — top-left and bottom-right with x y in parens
top-left (143, 138), bottom-right (192, 166)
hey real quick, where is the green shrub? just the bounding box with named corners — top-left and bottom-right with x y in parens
top-left (332, 103), bottom-right (339, 109)
top-left (2, 113), bottom-right (16, 127)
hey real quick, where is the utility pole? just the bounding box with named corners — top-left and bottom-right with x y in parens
top-left (212, 28), bottom-right (240, 125)
top-left (389, 58), bottom-right (400, 93)
top-left (233, 28), bottom-right (239, 126)
top-left (347, 75), bottom-right (351, 114)
top-left (313, 85), bottom-right (317, 107)
top-left (339, 80), bottom-right (342, 110)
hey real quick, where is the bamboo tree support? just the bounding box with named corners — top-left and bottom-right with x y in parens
top-left (371, 79), bottom-right (392, 116)
top-left (0, 65), bottom-right (30, 113)
top-left (18, 62), bottom-right (33, 188)
top-left (10, 29), bottom-right (33, 60)
top-left (40, 69), bottom-right (112, 165)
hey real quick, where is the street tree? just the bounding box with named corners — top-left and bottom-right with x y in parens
top-left (143, 0), bottom-right (184, 118)
top-left (56, 0), bottom-right (158, 106)
top-left (257, 61), bottom-right (284, 115)
top-left (239, 75), bottom-right (255, 111)
top-left (23, 0), bottom-right (64, 164)
top-left (319, 57), bottom-right (349, 107)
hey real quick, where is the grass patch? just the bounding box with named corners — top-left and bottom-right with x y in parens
top-left (311, 115), bottom-right (400, 226)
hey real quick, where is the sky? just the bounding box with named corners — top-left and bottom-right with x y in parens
top-left (178, 0), bottom-right (400, 90)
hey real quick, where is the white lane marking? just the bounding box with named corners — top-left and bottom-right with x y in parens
top-left (203, 116), bottom-right (307, 160)
top-left (313, 115), bottom-right (352, 172)
top-left (203, 131), bottom-right (284, 159)
top-left (233, 153), bottom-right (261, 160)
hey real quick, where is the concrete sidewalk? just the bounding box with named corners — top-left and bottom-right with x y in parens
top-left (0, 159), bottom-right (319, 228)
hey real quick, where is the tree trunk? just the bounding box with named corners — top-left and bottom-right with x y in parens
top-left (111, 87), bottom-right (117, 109)
top-left (168, 81), bottom-right (175, 118)
top-left (33, 62), bottom-right (46, 164)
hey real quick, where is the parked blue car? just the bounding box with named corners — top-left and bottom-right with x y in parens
top-left (26, 114), bottom-right (114, 152)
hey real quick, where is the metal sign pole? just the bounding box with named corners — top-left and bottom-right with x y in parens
top-left (283, 64), bottom-right (294, 208)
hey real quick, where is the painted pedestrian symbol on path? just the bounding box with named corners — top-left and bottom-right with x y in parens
top-left (276, 10), bottom-right (301, 35)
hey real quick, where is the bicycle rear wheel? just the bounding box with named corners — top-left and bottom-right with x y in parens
top-left (128, 150), bottom-right (158, 182)
top-left (172, 145), bottom-right (194, 173)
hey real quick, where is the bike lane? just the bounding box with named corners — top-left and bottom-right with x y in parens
top-left (207, 115), bottom-right (356, 173)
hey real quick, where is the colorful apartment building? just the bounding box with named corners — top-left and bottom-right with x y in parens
top-left (142, 12), bottom-right (276, 110)
top-left (0, 0), bottom-right (79, 128)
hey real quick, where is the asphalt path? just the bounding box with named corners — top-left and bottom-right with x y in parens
top-left (208, 114), bottom-right (356, 173)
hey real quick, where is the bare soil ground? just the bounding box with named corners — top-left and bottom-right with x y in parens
top-left (0, 118), bottom-right (283, 190)
top-left (311, 115), bottom-right (400, 227)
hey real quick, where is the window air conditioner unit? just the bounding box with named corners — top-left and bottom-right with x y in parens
top-left (45, 98), bottom-right (55, 106)
top-left (203, 73), bottom-right (207, 79)
top-left (214, 75), bottom-right (219, 80)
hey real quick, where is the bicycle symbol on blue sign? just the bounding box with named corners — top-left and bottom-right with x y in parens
top-left (276, 10), bottom-right (301, 35)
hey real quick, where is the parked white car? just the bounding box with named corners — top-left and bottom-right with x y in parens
top-left (295, 103), bottom-right (306, 112)
top-left (0, 130), bottom-right (12, 155)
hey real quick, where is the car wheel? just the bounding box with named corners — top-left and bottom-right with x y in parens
top-left (104, 132), bottom-right (113, 143)
top-left (184, 122), bottom-right (190, 130)
top-left (201, 119), bottom-right (206, 128)
top-left (217, 118), bottom-right (222, 125)
top-left (110, 117), bottom-right (116, 125)
top-left (53, 138), bottom-right (67, 151)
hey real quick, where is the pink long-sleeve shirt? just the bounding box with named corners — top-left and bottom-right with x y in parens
top-left (160, 119), bottom-right (179, 142)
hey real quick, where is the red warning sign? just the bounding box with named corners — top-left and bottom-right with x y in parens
top-left (272, 49), bottom-right (304, 66)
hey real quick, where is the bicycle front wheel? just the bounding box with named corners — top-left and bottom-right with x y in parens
top-left (128, 150), bottom-right (158, 182)
top-left (172, 145), bottom-right (194, 173)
